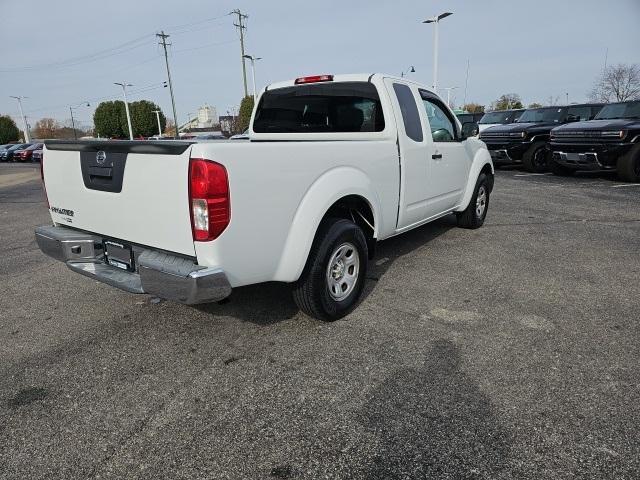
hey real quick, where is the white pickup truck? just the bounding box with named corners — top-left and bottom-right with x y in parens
top-left (36, 73), bottom-right (493, 321)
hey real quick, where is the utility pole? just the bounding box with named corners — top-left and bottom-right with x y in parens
top-left (152, 110), bottom-right (162, 136)
top-left (10, 96), bottom-right (30, 142)
top-left (69, 103), bottom-right (90, 140)
top-left (114, 82), bottom-right (134, 140)
top-left (232, 9), bottom-right (249, 97)
top-left (423, 12), bottom-right (453, 93)
top-left (157, 31), bottom-right (179, 138)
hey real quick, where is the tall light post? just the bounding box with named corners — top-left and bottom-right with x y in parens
top-left (69, 103), bottom-right (90, 140)
top-left (243, 54), bottom-right (262, 100)
top-left (441, 86), bottom-right (459, 108)
top-left (401, 66), bottom-right (416, 78)
top-left (423, 12), bottom-right (453, 93)
top-left (10, 96), bottom-right (30, 142)
top-left (114, 82), bottom-right (134, 140)
top-left (152, 110), bottom-right (163, 136)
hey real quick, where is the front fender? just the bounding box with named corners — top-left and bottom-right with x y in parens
top-left (455, 144), bottom-right (494, 212)
top-left (273, 166), bottom-right (381, 283)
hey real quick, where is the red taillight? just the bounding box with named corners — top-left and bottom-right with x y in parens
top-left (40, 154), bottom-right (49, 208)
top-left (188, 158), bottom-right (230, 242)
top-left (294, 74), bottom-right (334, 85)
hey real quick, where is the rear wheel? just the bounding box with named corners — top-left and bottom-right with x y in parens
top-left (293, 218), bottom-right (368, 321)
top-left (456, 173), bottom-right (491, 229)
top-left (522, 141), bottom-right (550, 173)
top-left (617, 145), bottom-right (640, 182)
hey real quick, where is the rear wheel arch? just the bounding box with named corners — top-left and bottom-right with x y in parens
top-left (273, 168), bottom-right (381, 283)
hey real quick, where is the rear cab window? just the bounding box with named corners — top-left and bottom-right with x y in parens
top-left (253, 82), bottom-right (385, 133)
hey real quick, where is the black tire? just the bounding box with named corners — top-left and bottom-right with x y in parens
top-left (549, 158), bottom-right (576, 177)
top-left (617, 144), bottom-right (640, 183)
top-left (522, 141), bottom-right (550, 173)
top-left (293, 218), bottom-right (368, 321)
top-left (456, 173), bottom-right (491, 229)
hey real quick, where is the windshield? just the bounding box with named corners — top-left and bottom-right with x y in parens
top-left (479, 111), bottom-right (512, 124)
top-left (253, 81), bottom-right (385, 133)
top-left (517, 108), bottom-right (565, 123)
top-left (594, 101), bottom-right (640, 120)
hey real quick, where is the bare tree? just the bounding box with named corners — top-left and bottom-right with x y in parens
top-left (589, 63), bottom-right (640, 103)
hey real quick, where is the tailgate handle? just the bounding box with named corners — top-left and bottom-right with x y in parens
top-left (88, 166), bottom-right (113, 178)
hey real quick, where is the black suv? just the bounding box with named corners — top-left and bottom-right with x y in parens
top-left (548, 100), bottom-right (640, 182)
top-left (479, 104), bottom-right (603, 172)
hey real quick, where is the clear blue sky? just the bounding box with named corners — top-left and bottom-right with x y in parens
top-left (1, 0), bottom-right (638, 129)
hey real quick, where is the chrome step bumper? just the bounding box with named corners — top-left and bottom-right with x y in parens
top-left (35, 225), bottom-right (231, 304)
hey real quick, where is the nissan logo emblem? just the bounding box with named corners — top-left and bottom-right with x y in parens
top-left (96, 151), bottom-right (107, 165)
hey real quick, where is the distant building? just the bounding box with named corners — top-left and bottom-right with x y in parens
top-left (179, 104), bottom-right (219, 132)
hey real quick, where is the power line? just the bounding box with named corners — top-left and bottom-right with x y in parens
top-left (0, 35), bottom-right (155, 73)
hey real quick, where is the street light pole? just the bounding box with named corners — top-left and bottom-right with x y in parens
top-left (243, 55), bottom-right (262, 100)
top-left (442, 86), bottom-right (459, 108)
top-left (10, 96), bottom-right (30, 142)
top-left (401, 66), bottom-right (416, 78)
top-left (152, 110), bottom-right (162, 136)
top-left (114, 82), bottom-right (134, 140)
top-left (423, 12), bottom-right (453, 93)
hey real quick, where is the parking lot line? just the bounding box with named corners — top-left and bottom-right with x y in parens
top-left (514, 173), bottom-right (553, 177)
top-left (611, 184), bottom-right (640, 188)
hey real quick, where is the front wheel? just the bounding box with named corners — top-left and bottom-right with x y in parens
top-left (617, 144), bottom-right (640, 182)
top-left (456, 173), bottom-right (491, 229)
top-left (293, 218), bottom-right (368, 321)
top-left (522, 141), bottom-right (550, 173)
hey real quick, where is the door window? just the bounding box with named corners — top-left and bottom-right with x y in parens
top-left (420, 94), bottom-right (457, 142)
top-left (566, 106), bottom-right (592, 122)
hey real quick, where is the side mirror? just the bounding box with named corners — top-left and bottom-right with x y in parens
top-left (461, 122), bottom-right (479, 139)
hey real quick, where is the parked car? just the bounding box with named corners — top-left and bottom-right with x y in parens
top-left (456, 112), bottom-right (484, 125)
top-left (479, 104), bottom-right (603, 172)
top-left (36, 73), bottom-right (493, 321)
top-left (548, 100), bottom-right (640, 182)
top-left (31, 144), bottom-right (44, 163)
top-left (14, 143), bottom-right (43, 162)
top-left (478, 109), bottom-right (525, 132)
top-left (0, 143), bottom-right (30, 162)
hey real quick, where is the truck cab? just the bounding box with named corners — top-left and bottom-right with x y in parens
top-left (479, 104), bottom-right (603, 172)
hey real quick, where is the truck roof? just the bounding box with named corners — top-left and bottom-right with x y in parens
top-left (265, 73), bottom-right (434, 94)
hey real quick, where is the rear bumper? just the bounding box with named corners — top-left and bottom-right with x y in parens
top-left (35, 225), bottom-right (231, 304)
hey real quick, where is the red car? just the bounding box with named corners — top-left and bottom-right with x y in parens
top-left (13, 143), bottom-right (42, 162)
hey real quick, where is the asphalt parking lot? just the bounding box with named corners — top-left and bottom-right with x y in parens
top-left (1, 163), bottom-right (639, 479)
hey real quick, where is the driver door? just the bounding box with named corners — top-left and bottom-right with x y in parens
top-left (418, 90), bottom-right (471, 215)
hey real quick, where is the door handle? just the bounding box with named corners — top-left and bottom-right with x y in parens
top-left (432, 153), bottom-right (443, 160)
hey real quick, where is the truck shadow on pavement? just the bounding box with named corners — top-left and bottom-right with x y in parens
top-left (356, 339), bottom-right (511, 479)
top-left (194, 216), bottom-right (456, 325)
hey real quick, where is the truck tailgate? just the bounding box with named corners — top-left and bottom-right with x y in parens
top-left (43, 141), bottom-right (196, 257)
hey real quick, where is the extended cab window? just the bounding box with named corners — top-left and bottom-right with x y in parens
top-left (253, 82), bottom-right (385, 133)
top-left (393, 83), bottom-right (423, 142)
top-left (420, 92), bottom-right (457, 142)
